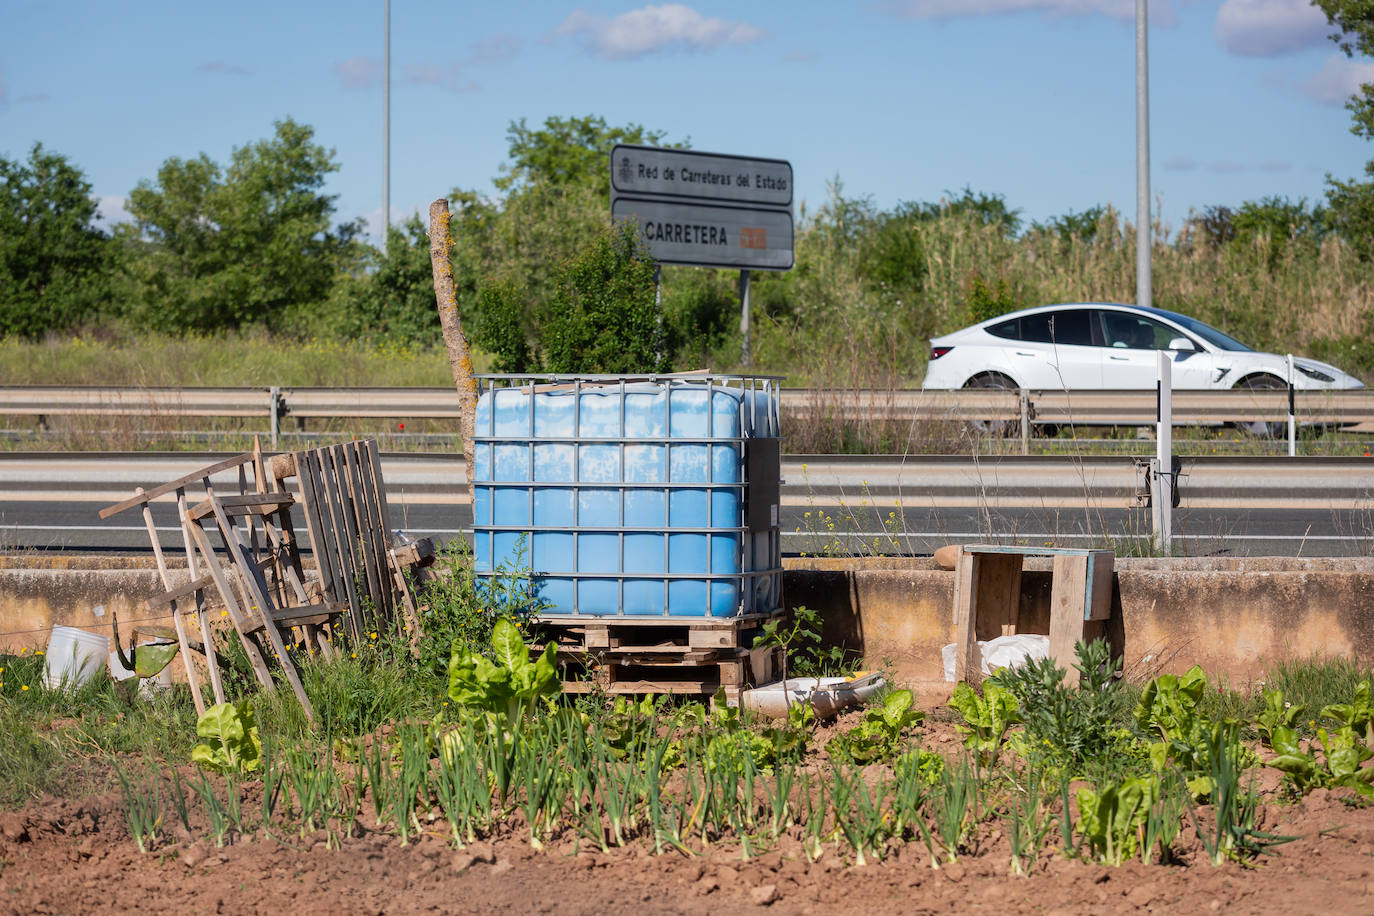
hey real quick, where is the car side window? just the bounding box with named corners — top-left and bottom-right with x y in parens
top-left (1021, 310), bottom-right (1094, 346)
top-left (1101, 312), bottom-right (1173, 350)
top-left (986, 318), bottom-right (1020, 340)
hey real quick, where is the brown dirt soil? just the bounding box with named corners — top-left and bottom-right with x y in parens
top-left (3, 778), bottom-right (1374, 916)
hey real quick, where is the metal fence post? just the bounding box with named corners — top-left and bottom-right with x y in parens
top-left (269, 386), bottom-right (280, 449)
top-left (1153, 351), bottom-right (1172, 555)
top-left (1019, 389), bottom-right (1030, 455)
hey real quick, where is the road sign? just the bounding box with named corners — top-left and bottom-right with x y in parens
top-left (610, 144), bottom-right (793, 207)
top-left (611, 197), bottom-right (794, 271)
top-left (609, 144), bottom-right (794, 272)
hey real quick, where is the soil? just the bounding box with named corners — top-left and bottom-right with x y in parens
top-left (4, 714), bottom-right (1374, 914)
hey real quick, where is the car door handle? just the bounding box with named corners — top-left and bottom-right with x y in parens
top-left (1108, 355), bottom-right (1129, 361)
top-left (1014, 351), bottom-right (1035, 357)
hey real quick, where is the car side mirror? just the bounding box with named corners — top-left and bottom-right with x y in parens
top-left (1167, 337), bottom-right (1196, 352)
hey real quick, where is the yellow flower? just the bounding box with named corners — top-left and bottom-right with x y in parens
top-left (370, 632), bottom-right (378, 640)
top-left (351, 653), bottom-right (357, 659)
top-left (21, 685), bottom-right (29, 691)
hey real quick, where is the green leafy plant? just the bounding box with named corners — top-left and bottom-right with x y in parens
top-left (950, 682), bottom-right (1021, 767)
top-left (446, 617), bottom-right (561, 727)
top-left (191, 700), bottom-right (262, 774)
top-left (1135, 666), bottom-right (1255, 799)
top-left (752, 605), bottom-right (849, 678)
top-left (1255, 687), bottom-right (1305, 747)
top-left (1268, 724), bottom-right (1374, 798)
top-left (990, 639), bottom-right (1128, 776)
top-left (826, 689), bottom-right (925, 764)
top-left (1320, 679), bottom-right (1374, 745)
top-left (1076, 774), bottom-right (1157, 866)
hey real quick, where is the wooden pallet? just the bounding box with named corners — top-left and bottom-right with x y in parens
top-left (535, 612), bottom-right (785, 702)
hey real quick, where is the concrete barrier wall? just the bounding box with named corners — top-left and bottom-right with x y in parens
top-left (785, 556), bottom-right (1374, 685)
top-left (3, 555), bottom-right (1373, 686)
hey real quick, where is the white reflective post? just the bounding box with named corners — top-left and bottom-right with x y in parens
top-left (1154, 350), bottom-right (1172, 555)
top-left (1287, 353), bottom-right (1297, 457)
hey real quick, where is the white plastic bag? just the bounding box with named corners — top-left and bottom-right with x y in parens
top-left (942, 634), bottom-right (1051, 681)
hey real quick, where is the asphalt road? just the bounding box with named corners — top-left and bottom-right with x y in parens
top-left (5, 499), bottom-right (1371, 558)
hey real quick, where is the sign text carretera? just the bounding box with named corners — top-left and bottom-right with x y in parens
top-left (609, 144), bottom-right (794, 271)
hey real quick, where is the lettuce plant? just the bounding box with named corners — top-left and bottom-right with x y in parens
top-left (191, 700), bottom-right (262, 774)
top-left (950, 682), bottom-right (1020, 767)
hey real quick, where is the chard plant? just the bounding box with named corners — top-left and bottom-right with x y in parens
top-left (1075, 774), bottom-right (1157, 866)
top-left (949, 682), bottom-right (1021, 768)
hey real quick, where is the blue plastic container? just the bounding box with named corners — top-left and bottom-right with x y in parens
top-left (472, 376), bottom-right (782, 618)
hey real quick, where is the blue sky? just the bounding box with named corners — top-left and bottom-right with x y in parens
top-left (3, 0), bottom-right (1372, 243)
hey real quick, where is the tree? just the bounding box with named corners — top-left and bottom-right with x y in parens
top-left (123, 118), bottom-right (361, 331)
top-left (542, 220), bottom-right (666, 374)
top-left (324, 217), bottom-right (437, 341)
top-left (494, 114), bottom-right (674, 196)
top-left (1313, 1), bottom-right (1374, 257)
top-left (0, 144), bottom-right (112, 337)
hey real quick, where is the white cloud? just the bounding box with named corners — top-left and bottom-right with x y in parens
top-left (96, 195), bottom-right (131, 226)
top-left (1215, 0), bottom-right (1330, 57)
top-left (554, 4), bottom-right (768, 60)
top-left (334, 56), bottom-right (382, 89)
top-left (1299, 53), bottom-right (1374, 105)
top-left (876, 0), bottom-right (1175, 23)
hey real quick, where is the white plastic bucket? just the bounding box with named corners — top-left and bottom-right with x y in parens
top-left (42, 626), bottom-right (110, 689)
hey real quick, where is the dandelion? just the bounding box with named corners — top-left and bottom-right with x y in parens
top-left (370, 632), bottom-right (378, 640)
top-left (351, 652), bottom-right (357, 659)
top-left (21, 685), bottom-right (29, 691)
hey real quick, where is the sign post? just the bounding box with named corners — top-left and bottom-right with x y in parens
top-left (610, 145), bottom-right (794, 367)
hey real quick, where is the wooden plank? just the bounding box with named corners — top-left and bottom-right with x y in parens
top-left (343, 442), bottom-right (386, 620)
top-left (295, 450), bottom-right (340, 606)
top-left (98, 452), bottom-right (257, 519)
top-left (186, 493), bottom-right (294, 521)
top-left (136, 488), bottom-right (204, 717)
top-left (1086, 551), bottom-right (1114, 622)
top-left (952, 548), bottom-right (980, 684)
top-left (178, 486), bottom-right (224, 705)
top-left (1049, 554), bottom-right (1090, 689)
top-left (973, 553), bottom-right (1022, 641)
top-left (184, 515), bottom-right (274, 695)
top-left (319, 446), bottom-right (363, 636)
top-left (206, 493), bottom-right (315, 723)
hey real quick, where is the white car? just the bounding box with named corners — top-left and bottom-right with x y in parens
top-left (923, 302), bottom-right (1365, 394)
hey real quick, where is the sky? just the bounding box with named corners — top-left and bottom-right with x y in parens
top-left (3, 0), bottom-right (1372, 244)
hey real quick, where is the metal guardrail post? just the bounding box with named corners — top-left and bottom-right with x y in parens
top-left (269, 386), bottom-right (281, 449)
top-left (1019, 389), bottom-right (1030, 456)
top-left (1287, 355), bottom-right (1297, 458)
top-left (1153, 352), bottom-right (1173, 555)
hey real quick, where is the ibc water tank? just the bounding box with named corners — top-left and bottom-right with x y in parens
top-left (472, 375), bottom-right (782, 618)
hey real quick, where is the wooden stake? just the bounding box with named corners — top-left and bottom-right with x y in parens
top-left (429, 198), bottom-right (478, 510)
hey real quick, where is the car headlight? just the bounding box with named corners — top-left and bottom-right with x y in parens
top-left (1296, 365), bottom-right (1335, 383)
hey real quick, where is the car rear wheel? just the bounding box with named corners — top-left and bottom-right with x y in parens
top-left (1235, 374), bottom-right (1286, 438)
top-left (963, 372), bottom-right (1019, 437)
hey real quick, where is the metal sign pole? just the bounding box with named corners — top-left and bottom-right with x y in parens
top-left (740, 268), bottom-right (751, 367)
top-left (1154, 350), bottom-right (1172, 555)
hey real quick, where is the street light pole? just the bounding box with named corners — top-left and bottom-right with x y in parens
top-left (383, 0), bottom-right (391, 237)
top-left (1136, 0), bottom-right (1151, 309)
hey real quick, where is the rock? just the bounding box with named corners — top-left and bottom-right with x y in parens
top-left (465, 841), bottom-right (496, 864)
top-left (750, 884), bottom-right (780, 906)
top-left (179, 842), bottom-right (208, 868)
top-left (942, 861), bottom-right (966, 883)
top-left (0, 814), bottom-right (28, 843)
top-left (933, 544), bottom-right (962, 570)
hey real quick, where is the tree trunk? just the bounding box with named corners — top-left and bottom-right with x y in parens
top-left (429, 198), bottom-right (477, 510)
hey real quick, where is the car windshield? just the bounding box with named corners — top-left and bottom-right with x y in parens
top-left (1143, 307), bottom-right (1253, 352)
